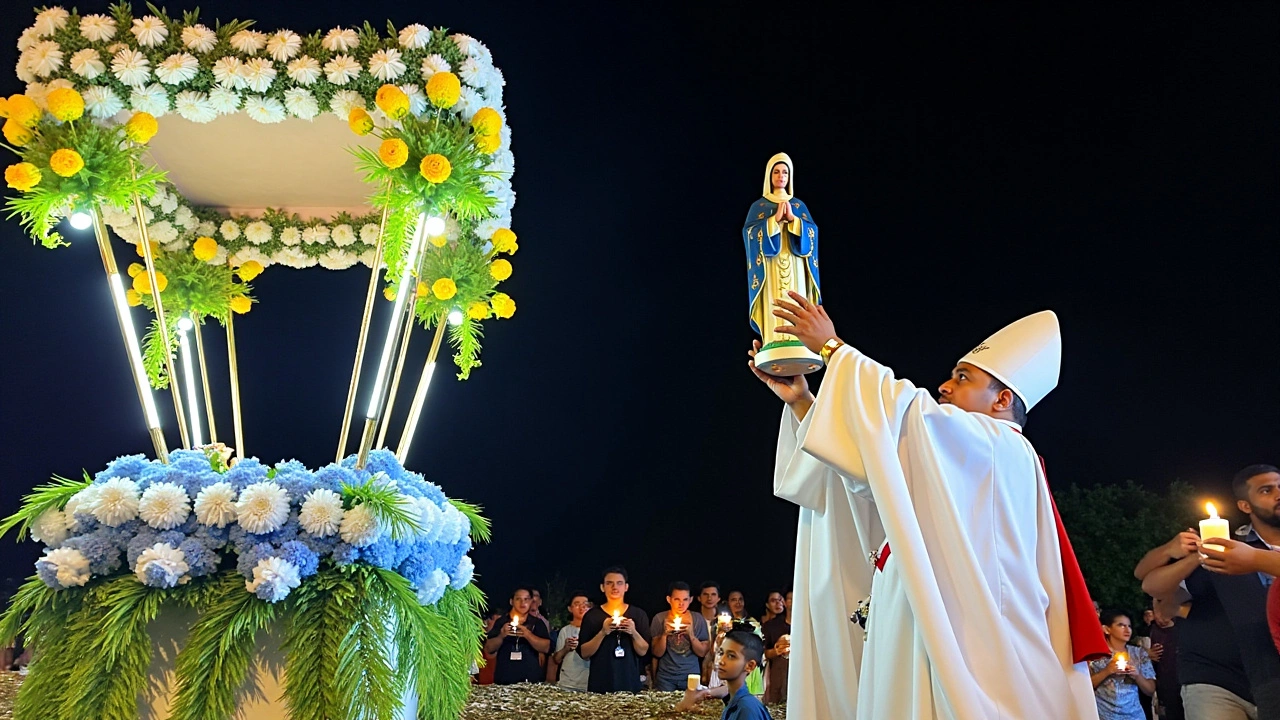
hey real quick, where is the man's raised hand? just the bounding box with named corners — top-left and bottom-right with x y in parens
top-left (748, 340), bottom-right (811, 406)
top-left (773, 291), bottom-right (837, 354)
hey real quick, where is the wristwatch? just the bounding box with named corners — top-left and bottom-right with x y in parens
top-left (819, 338), bottom-right (844, 363)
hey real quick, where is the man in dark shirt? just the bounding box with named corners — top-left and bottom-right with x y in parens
top-left (483, 586), bottom-right (551, 685)
top-left (577, 566), bottom-right (651, 693)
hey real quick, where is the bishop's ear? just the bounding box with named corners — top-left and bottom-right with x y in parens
top-left (993, 387), bottom-right (1015, 413)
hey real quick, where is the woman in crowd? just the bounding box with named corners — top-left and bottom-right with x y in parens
top-left (1089, 609), bottom-right (1156, 720)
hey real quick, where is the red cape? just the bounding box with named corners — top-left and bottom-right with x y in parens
top-left (1039, 455), bottom-right (1110, 664)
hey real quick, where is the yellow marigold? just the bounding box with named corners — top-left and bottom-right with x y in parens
top-left (419, 154), bottom-right (451, 184)
top-left (467, 301), bottom-right (489, 320)
top-left (348, 107), bottom-right (374, 136)
top-left (132, 270), bottom-right (168, 295)
top-left (124, 112), bottom-right (158, 143)
top-left (193, 236), bottom-right (219, 262)
top-left (3, 119), bottom-right (33, 147)
top-left (378, 138), bottom-right (408, 169)
top-left (416, 281), bottom-right (430, 298)
top-left (474, 132), bottom-right (500, 155)
top-left (6, 95), bottom-right (40, 128)
top-left (491, 227), bottom-right (518, 255)
top-left (125, 288), bottom-right (143, 307)
top-left (4, 162), bottom-right (41, 191)
top-left (237, 260), bottom-right (263, 282)
top-left (471, 107), bottom-right (502, 136)
top-left (49, 148), bottom-right (84, 178)
top-left (490, 292), bottom-right (516, 319)
top-left (431, 278), bottom-right (457, 301)
top-left (127, 263), bottom-right (145, 278)
top-left (0, 96), bottom-right (8, 119)
top-left (425, 71), bottom-right (461, 108)
top-left (46, 87), bottom-right (85, 122)
top-left (375, 84), bottom-right (411, 120)
top-left (383, 286), bottom-right (396, 301)
top-left (134, 240), bottom-right (159, 258)
top-left (489, 258), bottom-right (512, 281)
top-left (429, 234), bottom-right (447, 248)
top-left (229, 295), bottom-right (253, 314)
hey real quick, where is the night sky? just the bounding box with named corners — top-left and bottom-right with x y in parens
top-left (1, 2), bottom-right (1276, 617)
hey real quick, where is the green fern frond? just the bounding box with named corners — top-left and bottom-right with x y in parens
top-left (448, 499), bottom-right (492, 544)
top-left (341, 479), bottom-right (422, 540)
top-left (0, 472), bottom-right (92, 540)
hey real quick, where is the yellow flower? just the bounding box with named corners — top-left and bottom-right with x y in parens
top-left (378, 138), bottom-right (408, 169)
top-left (467, 301), bottom-right (489, 320)
top-left (46, 88), bottom-right (85, 122)
top-left (489, 258), bottom-right (512, 281)
top-left (490, 292), bottom-right (516, 319)
top-left (0, 96), bottom-right (8, 118)
top-left (471, 107), bottom-right (501, 136)
top-left (419, 154), bottom-right (451, 184)
top-left (383, 286), bottom-right (396, 301)
top-left (49, 148), bottom-right (84, 177)
top-left (430, 235), bottom-right (448, 248)
top-left (132, 270), bottom-right (168, 295)
top-left (474, 132), bottom-right (500, 155)
top-left (193, 236), bottom-right (219, 262)
top-left (6, 95), bottom-right (40, 128)
top-left (4, 162), bottom-right (41, 191)
top-left (229, 295), bottom-right (253, 314)
top-left (375, 84), bottom-right (411, 120)
top-left (125, 288), bottom-right (143, 307)
top-left (431, 278), bottom-right (457, 300)
top-left (237, 260), bottom-right (264, 282)
top-left (491, 227), bottom-right (518, 255)
top-left (134, 240), bottom-right (160, 258)
top-left (416, 281), bottom-right (430, 298)
top-left (348, 107), bottom-right (374, 136)
top-left (124, 112), bottom-right (159, 144)
top-left (3, 119), bottom-right (33, 147)
top-left (127, 263), bottom-right (145, 278)
top-left (425, 71), bottom-right (461, 108)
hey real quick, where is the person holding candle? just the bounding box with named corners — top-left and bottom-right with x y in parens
top-left (550, 591), bottom-right (593, 691)
top-left (679, 630), bottom-right (774, 720)
top-left (761, 590), bottom-right (792, 705)
top-left (577, 566), bottom-right (651, 693)
top-left (1088, 610), bottom-right (1156, 719)
top-left (483, 587), bottom-right (552, 685)
top-left (650, 581), bottom-right (710, 691)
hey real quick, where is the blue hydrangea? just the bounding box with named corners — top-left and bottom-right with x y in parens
top-left (223, 458), bottom-right (269, 491)
top-left (35, 559), bottom-right (61, 589)
top-left (71, 513), bottom-right (99, 533)
top-left (359, 537), bottom-right (399, 569)
top-left (142, 562), bottom-right (177, 588)
top-left (95, 454), bottom-right (150, 483)
top-left (127, 530), bottom-right (160, 566)
top-left (297, 532), bottom-right (339, 558)
top-left (169, 449), bottom-right (212, 474)
top-left (62, 531), bottom-right (123, 575)
top-left (236, 541), bottom-right (277, 579)
top-left (311, 465), bottom-right (356, 494)
top-left (398, 548), bottom-right (437, 584)
top-left (179, 538), bottom-right (219, 577)
top-left (193, 524), bottom-right (230, 549)
top-left (277, 541), bottom-right (319, 578)
top-left (361, 450), bottom-right (405, 480)
top-left (332, 542), bottom-right (359, 566)
top-left (136, 462), bottom-right (171, 492)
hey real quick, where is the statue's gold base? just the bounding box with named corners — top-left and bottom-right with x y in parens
top-left (755, 343), bottom-right (824, 377)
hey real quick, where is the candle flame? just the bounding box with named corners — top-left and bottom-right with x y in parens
top-left (1206, 502), bottom-right (1219, 519)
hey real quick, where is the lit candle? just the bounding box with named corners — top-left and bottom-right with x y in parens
top-left (1115, 653), bottom-right (1128, 672)
top-left (1200, 502), bottom-right (1230, 553)
top-left (612, 609), bottom-right (621, 627)
top-left (687, 674), bottom-right (700, 691)
top-left (672, 615), bottom-right (684, 633)
top-left (718, 613), bottom-right (732, 630)
top-left (510, 615), bottom-right (519, 632)
top-left (780, 633), bottom-right (791, 657)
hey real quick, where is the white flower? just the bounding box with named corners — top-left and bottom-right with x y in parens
top-left (458, 58), bottom-right (488, 87)
top-left (156, 53), bottom-right (199, 84)
top-left (26, 41), bottom-right (63, 78)
top-left (196, 220), bottom-right (217, 236)
top-left (339, 503), bottom-right (381, 547)
top-left (245, 556), bottom-right (300, 602)
top-left (203, 244), bottom-right (227, 265)
top-left (138, 482), bottom-right (191, 529)
top-left (416, 568), bottom-right (448, 605)
top-left (181, 24), bottom-right (217, 54)
top-left (444, 216), bottom-right (461, 242)
top-left (420, 54), bottom-right (450, 79)
top-left (112, 48), bottom-right (151, 87)
top-left (230, 30), bottom-right (267, 55)
top-left (22, 82), bottom-right (50, 110)
top-left (368, 48), bottom-right (405, 82)
top-left (266, 30), bottom-right (302, 62)
top-left (131, 16), bottom-right (169, 47)
top-left (15, 58), bottom-right (36, 84)
top-left (39, 547), bottom-right (91, 588)
top-left (330, 224), bottom-right (356, 247)
top-left (286, 56), bottom-right (320, 86)
top-left (359, 248), bottom-right (378, 267)
top-left (229, 246), bottom-right (272, 268)
top-left (360, 224), bottom-right (381, 245)
top-left (415, 497), bottom-right (442, 541)
top-left (17, 27), bottom-right (40, 53)
top-left (273, 247), bottom-right (317, 268)
top-left (79, 14), bottom-right (117, 42)
top-left (439, 502), bottom-right (466, 545)
top-left (283, 87), bottom-right (318, 119)
top-left (243, 220), bottom-right (273, 245)
top-left (318, 249), bottom-right (357, 270)
top-left (220, 220), bottom-right (241, 240)
top-left (147, 220), bottom-right (178, 245)
top-left (174, 206), bottom-right (196, 229)
top-left (208, 87), bottom-right (241, 114)
top-left (34, 7), bottom-right (70, 37)
top-left (83, 84), bottom-right (123, 120)
top-left (328, 90), bottom-right (365, 119)
top-left (92, 477), bottom-right (140, 527)
top-left (483, 68), bottom-right (506, 104)
top-left (301, 225), bottom-right (330, 245)
top-left (451, 34), bottom-right (490, 61)
top-left (235, 481), bottom-right (290, 534)
top-left (324, 54), bottom-right (360, 86)
top-left (450, 555), bottom-right (474, 589)
top-left (134, 542), bottom-right (189, 588)
top-left (30, 508), bottom-right (70, 548)
top-left (279, 227), bottom-right (301, 246)
top-left (399, 24), bottom-right (432, 49)
top-left (244, 95), bottom-right (285, 124)
top-left (64, 484), bottom-right (102, 520)
top-left (193, 481), bottom-right (238, 527)
top-left (298, 488), bottom-right (344, 537)
top-left (130, 83), bottom-right (170, 116)
top-left (321, 27), bottom-right (358, 52)
top-left (239, 57), bottom-right (276, 93)
top-left (454, 87), bottom-right (484, 122)
top-left (174, 90), bottom-right (216, 123)
top-left (70, 48), bottom-right (105, 79)
top-left (389, 84), bottom-right (425, 117)
top-left (212, 56), bottom-right (246, 89)
top-left (487, 148), bottom-right (515, 175)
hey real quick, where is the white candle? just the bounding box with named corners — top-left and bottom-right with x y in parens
top-left (612, 609), bottom-right (621, 627)
top-left (1200, 502), bottom-right (1230, 553)
top-left (780, 633), bottom-right (791, 657)
top-left (718, 612), bottom-right (731, 629)
top-left (1115, 653), bottom-right (1128, 672)
top-left (672, 615), bottom-right (683, 632)
top-left (510, 615), bottom-right (519, 632)
top-left (687, 674), bottom-right (700, 691)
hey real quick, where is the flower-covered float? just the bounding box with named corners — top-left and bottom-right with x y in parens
top-left (1, 4), bottom-right (518, 719)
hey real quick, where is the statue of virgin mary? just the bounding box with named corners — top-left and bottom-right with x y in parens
top-left (743, 152), bottom-right (823, 376)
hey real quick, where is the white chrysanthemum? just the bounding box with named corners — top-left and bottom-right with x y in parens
top-left (174, 90), bottom-right (216, 123)
top-left (203, 244), bottom-right (228, 265)
top-left (20, 82), bottom-right (49, 109)
top-left (112, 48), bottom-right (151, 86)
top-left (40, 547), bottom-right (91, 588)
top-left (79, 14), bottom-right (117, 42)
top-left (193, 481), bottom-right (237, 527)
top-left (321, 27), bottom-right (357, 52)
top-left (398, 24), bottom-right (431, 50)
top-left (92, 477), bottom-right (140, 527)
top-left (266, 30), bottom-right (302, 62)
top-left (483, 69), bottom-right (506, 104)
top-left (454, 87), bottom-right (484, 122)
top-left (26, 41), bottom-right (63, 78)
top-left (132, 204), bottom-right (156, 225)
top-left (130, 83), bottom-right (170, 116)
top-left (15, 57), bottom-right (36, 84)
top-left (220, 220), bottom-right (241, 240)
top-left (328, 90), bottom-right (365, 119)
top-left (318, 249), bottom-right (357, 270)
top-left (283, 88), bottom-right (318, 119)
top-left (450, 555), bottom-right (474, 589)
top-left (416, 568), bottom-right (449, 605)
top-left (273, 247), bottom-right (317, 269)
top-left (330, 224), bottom-right (356, 247)
top-left (196, 219), bottom-right (217, 236)
top-left (439, 502), bottom-right (467, 545)
top-left (487, 148), bottom-right (515, 175)
top-left (70, 48), bottom-right (105, 79)
top-left (400, 84), bottom-right (427, 116)
top-left (64, 484), bottom-right (102, 521)
top-left (156, 52), bottom-right (199, 85)
top-left (160, 193), bottom-right (178, 213)
top-left (360, 224), bottom-right (381, 245)
top-left (245, 556), bottom-right (300, 602)
top-left (235, 481), bottom-right (290, 534)
top-left (147, 220), bottom-right (178, 245)
top-left (279, 226), bottom-right (301, 246)
top-left (415, 497), bottom-right (442, 541)
top-left (286, 55), bottom-right (320, 86)
top-left (30, 508), bottom-right (70, 548)
top-left (229, 246), bottom-right (272, 269)
top-left (131, 16), bottom-right (168, 47)
top-left (324, 54), bottom-right (360, 86)
top-left (368, 48), bottom-right (405, 82)
top-left (17, 27), bottom-right (40, 53)
top-left (230, 30), bottom-right (267, 55)
top-left (239, 57), bottom-right (276, 93)
top-left (208, 87), bottom-right (241, 114)
top-left (181, 24), bottom-right (217, 54)
top-left (212, 56), bottom-right (246, 89)
top-left (34, 7), bottom-right (70, 37)
top-left (339, 503), bottom-right (381, 547)
top-left (458, 57), bottom-right (488, 87)
top-left (174, 205), bottom-right (196, 229)
top-left (298, 488), bottom-right (344, 537)
top-left (420, 54), bottom-right (450, 79)
top-left (301, 225), bottom-right (329, 245)
top-left (243, 220), bottom-right (273, 245)
top-left (138, 482), bottom-right (191, 530)
top-left (451, 33), bottom-right (490, 62)
top-left (149, 187), bottom-right (168, 208)
top-left (134, 542), bottom-right (189, 587)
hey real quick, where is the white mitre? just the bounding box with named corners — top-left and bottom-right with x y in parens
top-left (958, 310), bottom-right (1061, 410)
